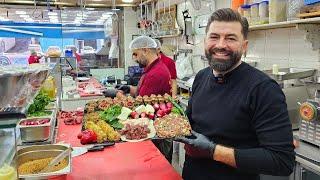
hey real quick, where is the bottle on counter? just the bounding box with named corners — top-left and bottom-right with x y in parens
top-left (272, 64), bottom-right (279, 75)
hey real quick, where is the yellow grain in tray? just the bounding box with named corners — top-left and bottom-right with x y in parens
top-left (18, 157), bottom-right (68, 175)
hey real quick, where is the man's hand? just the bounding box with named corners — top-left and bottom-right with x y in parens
top-left (115, 85), bottom-right (130, 94)
top-left (102, 89), bottom-right (117, 98)
top-left (175, 130), bottom-right (216, 157)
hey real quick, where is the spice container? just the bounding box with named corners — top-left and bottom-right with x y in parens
top-left (287, 0), bottom-right (304, 21)
top-left (250, 3), bottom-right (259, 25)
top-left (259, 1), bottom-right (269, 24)
top-left (269, 0), bottom-right (287, 23)
top-left (241, 4), bottom-right (251, 25)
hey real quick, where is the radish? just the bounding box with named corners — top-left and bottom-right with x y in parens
top-left (140, 112), bottom-right (147, 118)
top-left (148, 113), bottom-right (155, 120)
top-left (166, 102), bottom-right (173, 109)
top-left (153, 103), bottom-right (160, 111)
top-left (159, 103), bottom-right (166, 110)
top-left (130, 111), bottom-right (139, 119)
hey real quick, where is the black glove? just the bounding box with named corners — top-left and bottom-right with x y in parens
top-left (175, 130), bottom-right (216, 157)
top-left (102, 89), bottom-right (117, 98)
top-left (115, 85), bottom-right (130, 94)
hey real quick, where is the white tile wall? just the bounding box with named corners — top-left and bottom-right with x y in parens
top-left (123, 7), bottom-right (139, 73)
top-left (247, 27), bottom-right (320, 70)
top-left (123, 0), bottom-right (320, 74)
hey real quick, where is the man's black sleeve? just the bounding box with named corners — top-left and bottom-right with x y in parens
top-left (234, 80), bottom-right (295, 176)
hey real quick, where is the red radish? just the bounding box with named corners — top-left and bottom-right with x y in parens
top-left (166, 102), bottom-right (173, 109)
top-left (159, 103), bottom-right (166, 110)
top-left (156, 110), bottom-right (165, 117)
top-left (140, 112), bottom-right (147, 118)
top-left (130, 111), bottom-right (138, 119)
top-left (153, 103), bottom-right (160, 111)
top-left (148, 113), bottom-right (155, 119)
top-left (164, 108), bottom-right (171, 114)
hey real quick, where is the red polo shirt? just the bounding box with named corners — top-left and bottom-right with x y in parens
top-left (160, 53), bottom-right (177, 79)
top-left (137, 58), bottom-right (171, 96)
top-left (28, 55), bottom-right (40, 64)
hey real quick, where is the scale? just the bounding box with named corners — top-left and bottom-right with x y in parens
top-left (299, 90), bottom-right (320, 147)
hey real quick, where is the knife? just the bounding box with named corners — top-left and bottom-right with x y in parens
top-left (72, 142), bottom-right (115, 157)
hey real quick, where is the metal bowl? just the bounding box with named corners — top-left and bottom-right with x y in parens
top-left (17, 144), bottom-right (71, 180)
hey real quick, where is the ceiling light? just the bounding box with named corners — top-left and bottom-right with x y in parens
top-left (25, 18), bottom-right (34, 22)
top-left (20, 15), bottom-right (30, 18)
top-left (122, 0), bottom-right (134, 2)
top-left (49, 16), bottom-right (59, 19)
top-left (16, 11), bottom-right (26, 15)
top-left (48, 12), bottom-right (58, 16)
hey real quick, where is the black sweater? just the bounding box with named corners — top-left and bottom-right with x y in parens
top-left (184, 63), bottom-right (295, 180)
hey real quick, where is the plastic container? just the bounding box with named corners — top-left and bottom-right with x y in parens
top-left (272, 64), bottom-right (279, 75)
top-left (287, 0), bottom-right (304, 21)
top-left (259, 1), bottom-right (269, 24)
top-left (269, 0), bottom-right (287, 23)
top-left (241, 4), bottom-right (251, 24)
top-left (304, 0), bottom-right (320, 5)
top-left (250, 3), bottom-right (259, 25)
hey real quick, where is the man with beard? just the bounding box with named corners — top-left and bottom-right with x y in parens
top-left (175, 8), bottom-right (295, 180)
top-left (113, 35), bottom-right (173, 163)
top-left (116, 35), bottom-right (171, 97)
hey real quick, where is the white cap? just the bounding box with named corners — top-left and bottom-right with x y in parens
top-left (129, 35), bottom-right (157, 50)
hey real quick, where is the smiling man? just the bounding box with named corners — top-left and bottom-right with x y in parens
top-left (176, 8), bottom-right (295, 180)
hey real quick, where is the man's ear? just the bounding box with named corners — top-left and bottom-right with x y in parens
top-left (242, 39), bottom-right (249, 54)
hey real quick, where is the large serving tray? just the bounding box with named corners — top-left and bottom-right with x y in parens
top-left (17, 144), bottom-right (72, 180)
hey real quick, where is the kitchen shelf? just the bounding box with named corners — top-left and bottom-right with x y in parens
top-left (249, 17), bottom-right (320, 31)
top-left (152, 33), bottom-right (181, 39)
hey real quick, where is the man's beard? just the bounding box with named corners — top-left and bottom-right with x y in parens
top-left (205, 48), bottom-right (242, 72)
top-left (136, 55), bottom-right (148, 68)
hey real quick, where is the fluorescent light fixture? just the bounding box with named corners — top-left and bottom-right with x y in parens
top-left (49, 15), bottom-right (58, 19)
top-left (100, 16), bottom-right (109, 20)
top-left (20, 15), bottom-right (30, 18)
top-left (16, 10), bottom-right (26, 15)
top-left (112, 8), bottom-right (121, 11)
top-left (25, 18), bottom-right (34, 22)
top-left (122, 0), bottom-right (134, 2)
top-left (48, 12), bottom-right (58, 16)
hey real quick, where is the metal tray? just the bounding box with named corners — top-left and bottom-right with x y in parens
top-left (18, 118), bottom-right (52, 143)
top-left (17, 144), bottom-right (71, 179)
top-left (263, 68), bottom-right (316, 81)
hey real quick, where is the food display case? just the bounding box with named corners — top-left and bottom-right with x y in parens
top-left (0, 63), bottom-right (60, 178)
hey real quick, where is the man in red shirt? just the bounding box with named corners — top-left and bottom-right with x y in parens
top-left (28, 50), bottom-right (41, 64)
top-left (117, 36), bottom-right (171, 97)
top-left (114, 36), bottom-right (173, 162)
top-left (154, 39), bottom-right (178, 97)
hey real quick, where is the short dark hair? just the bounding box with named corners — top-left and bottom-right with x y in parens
top-left (205, 8), bottom-right (249, 39)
